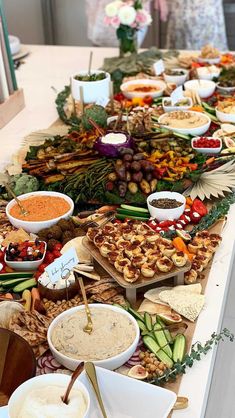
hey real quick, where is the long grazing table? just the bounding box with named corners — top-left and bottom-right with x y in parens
top-left (0, 45), bottom-right (234, 418)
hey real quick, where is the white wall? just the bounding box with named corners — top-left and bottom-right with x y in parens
top-left (2, 0), bottom-right (44, 44)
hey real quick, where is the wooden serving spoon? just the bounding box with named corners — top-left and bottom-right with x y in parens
top-left (61, 362), bottom-right (84, 405)
top-left (4, 182), bottom-right (28, 216)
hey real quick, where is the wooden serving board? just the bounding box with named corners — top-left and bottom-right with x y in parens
top-left (83, 237), bottom-right (191, 303)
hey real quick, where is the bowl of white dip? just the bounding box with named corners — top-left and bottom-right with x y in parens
top-left (158, 110), bottom-right (211, 136)
top-left (47, 304), bottom-right (140, 371)
top-left (8, 373), bottom-right (90, 418)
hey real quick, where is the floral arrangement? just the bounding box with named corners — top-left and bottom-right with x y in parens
top-left (104, 0), bottom-right (152, 56)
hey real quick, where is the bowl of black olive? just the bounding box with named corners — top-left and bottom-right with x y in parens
top-left (71, 70), bottom-right (110, 104)
top-left (147, 191), bottom-right (186, 221)
top-left (163, 68), bottom-right (188, 87)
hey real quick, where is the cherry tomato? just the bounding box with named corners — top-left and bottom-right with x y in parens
top-left (190, 210), bottom-right (201, 223)
top-left (52, 250), bottom-right (61, 259)
top-left (143, 95), bottom-right (153, 105)
top-left (44, 252), bottom-right (55, 264)
top-left (38, 263), bottom-right (47, 273)
top-left (0, 251), bottom-right (5, 262)
top-left (53, 243), bottom-right (63, 252)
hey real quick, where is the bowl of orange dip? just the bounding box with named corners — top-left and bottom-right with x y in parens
top-left (6, 191), bottom-right (74, 233)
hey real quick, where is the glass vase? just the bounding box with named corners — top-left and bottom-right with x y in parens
top-left (116, 25), bottom-right (138, 58)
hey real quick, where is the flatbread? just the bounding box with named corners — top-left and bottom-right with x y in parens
top-left (138, 299), bottom-right (172, 315)
top-left (159, 290), bottom-right (205, 322)
top-left (61, 237), bottom-right (92, 264)
top-left (144, 284), bottom-right (202, 305)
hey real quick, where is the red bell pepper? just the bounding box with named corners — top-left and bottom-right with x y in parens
top-left (191, 199), bottom-right (208, 217)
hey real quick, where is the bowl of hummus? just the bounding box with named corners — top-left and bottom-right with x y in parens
top-left (48, 304), bottom-right (140, 371)
top-left (158, 110), bottom-right (211, 135)
top-left (121, 78), bottom-right (166, 99)
top-left (216, 100), bottom-right (235, 123)
top-left (8, 373), bottom-right (90, 418)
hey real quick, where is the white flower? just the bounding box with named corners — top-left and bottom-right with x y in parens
top-left (136, 9), bottom-right (152, 27)
top-left (118, 5), bottom-right (137, 26)
top-left (105, 1), bottom-right (123, 17)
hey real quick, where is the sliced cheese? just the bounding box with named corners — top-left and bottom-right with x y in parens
top-left (159, 290), bottom-right (205, 322)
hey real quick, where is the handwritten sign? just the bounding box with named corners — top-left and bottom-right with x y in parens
top-left (45, 247), bottom-right (79, 284)
top-left (170, 86), bottom-right (184, 105)
top-left (153, 59), bottom-right (165, 76)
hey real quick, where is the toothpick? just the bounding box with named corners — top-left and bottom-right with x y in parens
top-left (88, 51), bottom-right (93, 76)
top-left (70, 77), bottom-right (76, 116)
top-left (79, 86), bottom-right (84, 115)
top-left (109, 81), bottom-right (114, 115)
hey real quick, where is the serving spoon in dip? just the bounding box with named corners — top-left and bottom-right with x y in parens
top-left (61, 361), bottom-right (84, 405)
top-left (4, 182), bottom-right (28, 216)
top-left (75, 274), bottom-right (93, 334)
top-left (85, 362), bottom-right (108, 418)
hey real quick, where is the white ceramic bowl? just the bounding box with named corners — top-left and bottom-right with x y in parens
top-left (71, 70), bottom-right (110, 104)
top-left (78, 366), bottom-right (177, 418)
top-left (163, 68), bottom-right (188, 86)
top-left (216, 107), bottom-right (235, 123)
top-left (198, 56), bottom-right (221, 65)
top-left (197, 67), bottom-right (221, 81)
top-left (4, 241), bottom-right (47, 271)
top-left (8, 373), bottom-right (90, 418)
top-left (107, 115), bottom-right (128, 127)
top-left (216, 83), bottom-right (235, 94)
top-left (120, 79), bottom-right (166, 99)
top-left (6, 191), bottom-right (74, 234)
top-left (47, 304), bottom-right (140, 371)
top-left (162, 97), bottom-right (193, 112)
top-left (191, 136), bottom-right (222, 154)
top-left (184, 79), bottom-right (216, 98)
top-left (158, 110), bottom-right (211, 136)
top-left (147, 191), bottom-right (186, 221)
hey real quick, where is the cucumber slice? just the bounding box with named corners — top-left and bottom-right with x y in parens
top-left (173, 132), bottom-right (191, 140)
top-left (173, 334), bottom-right (186, 363)
top-left (144, 312), bottom-right (153, 332)
top-left (204, 112), bottom-right (218, 122)
top-left (120, 204), bottom-right (149, 214)
top-left (157, 317), bottom-right (173, 344)
top-left (116, 214), bottom-right (150, 222)
top-left (137, 319), bottom-right (148, 333)
top-left (117, 208), bottom-right (149, 218)
top-left (128, 307), bottom-right (145, 323)
top-left (112, 303), bottom-right (127, 310)
top-left (202, 102), bottom-right (216, 115)
top-left (1, 276), bottom-right (34, 287)
top-left (0, 272), bottom-right (33, 280)
top-left (13, 278), bottom-right (37, 293)
top-left (143, 336), bottom-right (173, 369)
top-left (153, 322), bottom-right (173, 358)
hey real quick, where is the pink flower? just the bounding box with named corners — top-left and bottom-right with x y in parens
top-left (110, 15), bottom-right (121, 28)
top-left (136, 10), bottom-right (152, 27)
top-left (104, 15), bottom-right (112, 26)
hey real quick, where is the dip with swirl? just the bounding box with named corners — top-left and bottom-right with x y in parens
top-left (160, 111), bottom-right (209, 129)
top-left (51, 307), bottom-right (136, 361)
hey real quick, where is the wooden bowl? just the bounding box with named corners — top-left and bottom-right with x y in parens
top-left (38, 281), bottom-right (79, 301)
top-left (0, 328), bottom-right (36, 406)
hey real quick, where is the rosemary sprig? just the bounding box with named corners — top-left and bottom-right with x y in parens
top-left (150, 328), bottom-right (234, 386)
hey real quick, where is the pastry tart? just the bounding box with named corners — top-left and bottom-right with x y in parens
top-left (184, 269), bottom-right (198, 284)
top-left (191, 260), bottom-right (204, 273)
top-left (116, 238), bottom-right (131, 250)
top-left (114, 257), bottom-right (131, 273)
top-left (122, 229), bottom-right (134, 241)
top-left (146, 250), bottom-right (161, 263)
top-left (156, 256), bottom-right (173, 273)
top-left (188, 241), bottom-right (202, 254)
top-left (141, 262), bottom-right (155, 278)
top-left (130, 234), bottom-right (146, 245)
top-left (135, 223), bottom-right (151, 234)
top-left (142, 242), bottom-right (155, 253)
top-left (123, 265), bottom-right (140, 283)
top-left (102, 224), bottom-right (117, 235)
top-left (162, 244), bottom-right (176, 257)
top-left (94, 233), bottom-right (106, 248)
top-left (124, 243), bottom-right (142, 258)
top-left (146, 233), bottom-right (160, 243)
top-left (86, 227), bottom-right (100, 242)
top-left (99, 242), bottom-right (116, 257)
top-left (132, 255), bottom-right (148, 268)
top-left (171, 251), bottom-right (187, 267)
top-left (108, 250), bottom-right (122, 265)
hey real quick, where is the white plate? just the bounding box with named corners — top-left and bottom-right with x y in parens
top-left (0, 406), bottom-right (8, 417)
top-left (3, 368), bottom-right (176, 418)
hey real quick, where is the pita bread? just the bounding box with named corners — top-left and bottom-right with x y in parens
top-left (2, 228), bottom-right (30, 247)
top-left (159, 290), bottom-right (205, 322)
top-left (138, 299), bottom-right (172, 315)
top-left (144, 286), bottom-right (172, 305)
top-left (61, 237), bottom-right (92, 264)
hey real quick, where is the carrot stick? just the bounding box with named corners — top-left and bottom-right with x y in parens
top-left (31, 287), bottom-right (40, 311)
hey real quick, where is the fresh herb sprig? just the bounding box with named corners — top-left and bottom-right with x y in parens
top-left (151, 328), bottom-right (234, 386)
